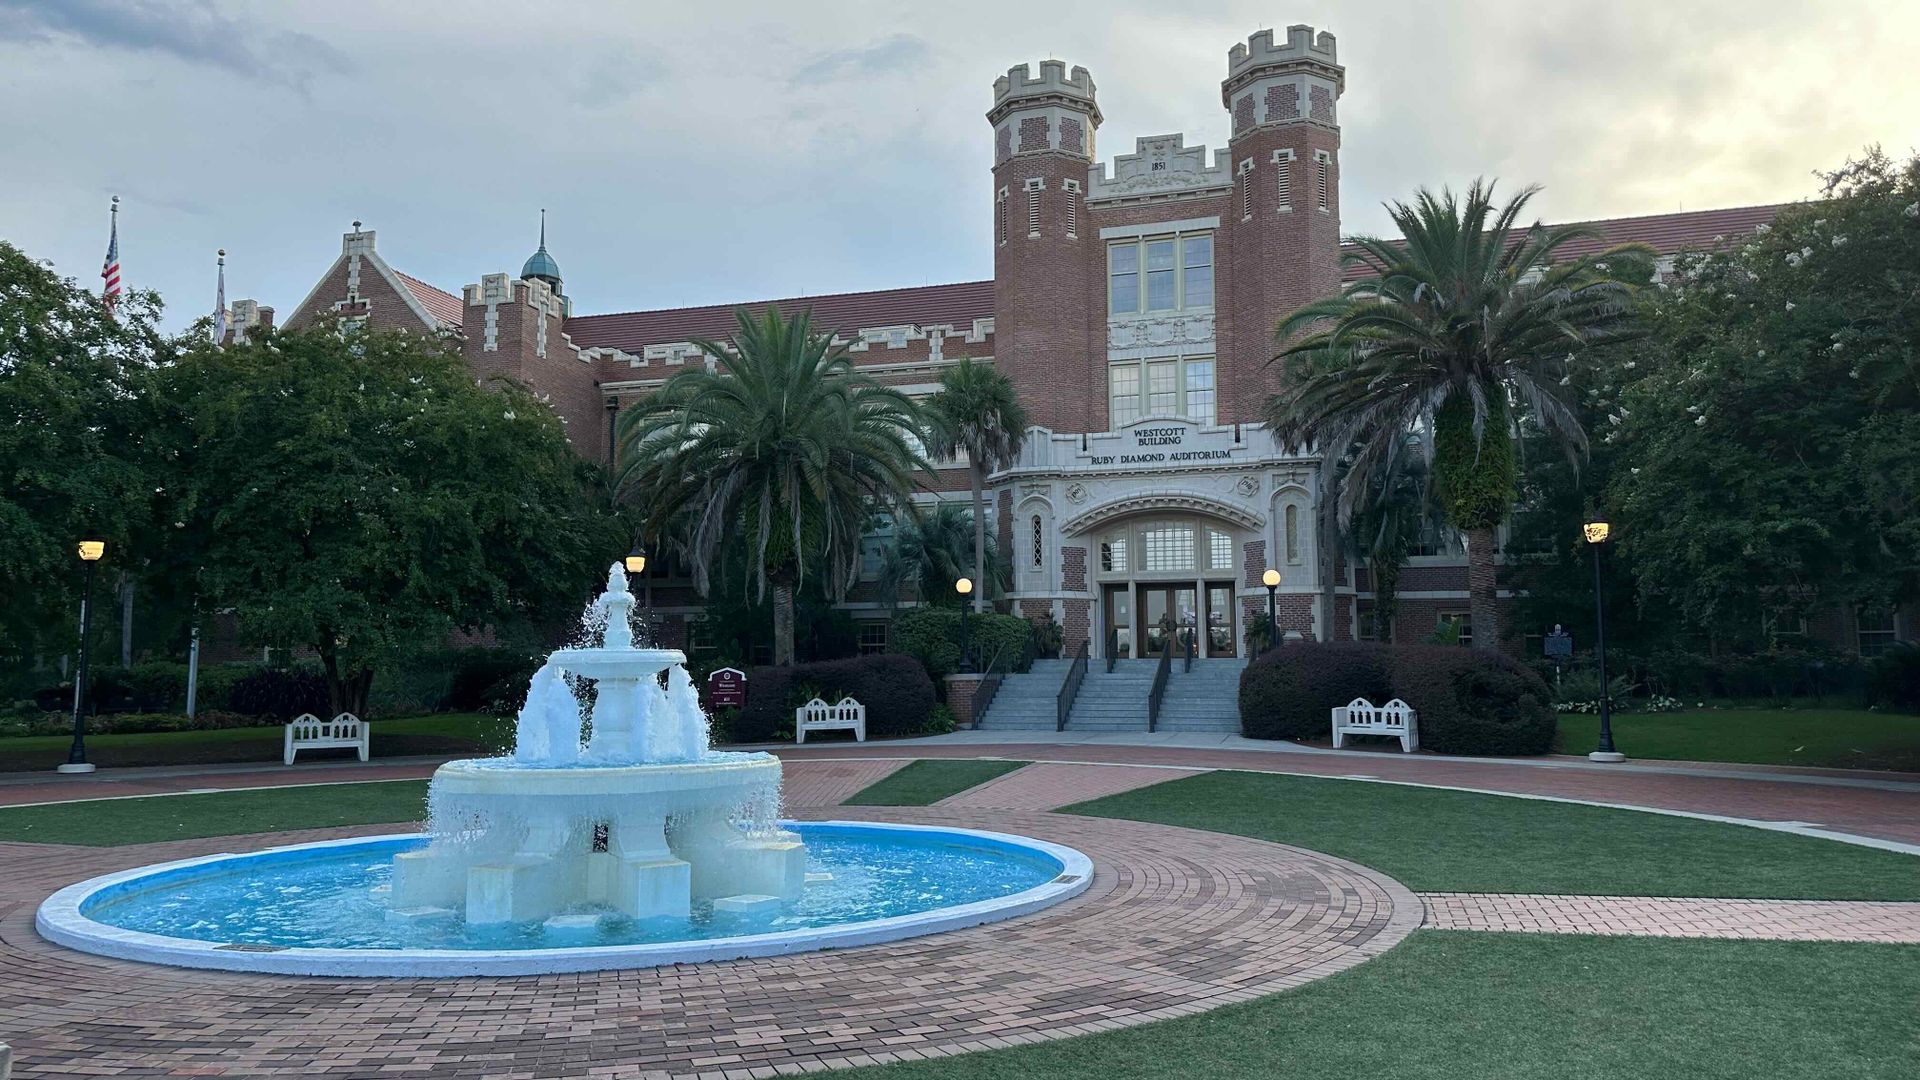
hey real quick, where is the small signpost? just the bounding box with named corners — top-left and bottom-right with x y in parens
top-left (707, 667), bottom-right (747, 709)
top-left (1544, 624), bottom-right (1574, 683)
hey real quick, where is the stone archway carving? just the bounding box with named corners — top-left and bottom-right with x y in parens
top-left (1060, 490), bottom-right (1264, 537)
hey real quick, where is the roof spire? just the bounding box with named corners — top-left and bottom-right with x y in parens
top-left (539, 207), bottom-right (546, 248)
top-left (521, 209), bottom-right (563, 293)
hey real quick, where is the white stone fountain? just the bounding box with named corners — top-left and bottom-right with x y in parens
top-left (389, 564), bottom-right (806, 926)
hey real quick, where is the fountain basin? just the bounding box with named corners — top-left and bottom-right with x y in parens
top-left (36, 821), bottom-right (1093, 977)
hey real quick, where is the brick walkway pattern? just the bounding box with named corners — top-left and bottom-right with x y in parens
top-left (0, 809), bottom-right (1421, 1080)
top-left (781, 758), bottom-right (914, 807)
top-left (1420, 893), bottom-right (1920, 942)
top-left (936, 761), bottom-right (1203, 810)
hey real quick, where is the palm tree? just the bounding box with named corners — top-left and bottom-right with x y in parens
top-left (1348, 443), bottom-right (1441, 641)
top-left (877, 502), bottom-right (1005, 608)
top-left (615, 307), bottom-right (927, 665)
top-left (923, 359), bottom-right (1028, 614)
top-left (1266, 180), bottom-right (1653, 650)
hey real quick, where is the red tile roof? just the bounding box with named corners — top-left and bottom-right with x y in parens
top-left (565, 280), bottom-right (996, 354)
top-left (558, 205), bottom-right (1784, 350)
top-left (394, 270), bottom-right (465, 326)
top-left (1339, 203), bottom-right (1784, 280)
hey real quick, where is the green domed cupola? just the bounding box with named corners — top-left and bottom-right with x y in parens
top-left (521, 209), bottom-right (563, 292)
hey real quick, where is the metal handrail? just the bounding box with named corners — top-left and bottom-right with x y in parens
top-left (1056, 639), bottom-right (1089, 732)
top-left (973, 671), bottom-right (1006, 728)
top-left (1104, 623), bottom-right (1119, 673)
top-left (1146, 636), bottom-right (1174, 733)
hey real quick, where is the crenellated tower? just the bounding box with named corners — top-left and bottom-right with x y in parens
top-left (988, 60), bottom-right (1101, 433)
top-left (1219, 26), bottom-right (1344, 423)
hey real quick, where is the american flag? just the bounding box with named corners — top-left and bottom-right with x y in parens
top-left (101, 196), bottom-right (122, 311)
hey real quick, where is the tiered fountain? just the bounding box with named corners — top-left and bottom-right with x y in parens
top-left (37, 564), bottom-right (1090, 977)
top-left (390, 564), bottom-right (807, 925)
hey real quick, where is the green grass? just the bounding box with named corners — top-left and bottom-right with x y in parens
top-left (0, 779), bottom-right (430, 845)
top-left (842, 759), bottom-right (1029, 806)
top-left (835, 932), bottom-right (1920, 1080)
top-left (0, 713), bottom-right (512, 772)
top-left (1066, 770), bottom-right (1920, 900)
top-left (1555, 708), bottom-right (1920, 771)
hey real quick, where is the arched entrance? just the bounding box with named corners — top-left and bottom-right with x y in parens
top-left (1063, 494), bottom-right (1262, 660)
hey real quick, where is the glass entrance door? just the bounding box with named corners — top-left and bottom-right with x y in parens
top-left (1103, 585), bottom-right (1133, 659)
top-left (1203, 582), bottom-right (1236, 657)
top-left (1140, 585), bottom-right (1198, 656)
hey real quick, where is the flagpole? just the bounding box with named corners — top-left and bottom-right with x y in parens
top-left (101, 195), bottom-right (122, 314)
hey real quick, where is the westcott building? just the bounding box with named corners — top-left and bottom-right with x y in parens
top-left (243, 26), bottom-right (1899, 662)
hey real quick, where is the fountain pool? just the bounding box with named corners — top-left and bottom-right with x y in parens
top-left (35, 564), bottom-right (1091, 976)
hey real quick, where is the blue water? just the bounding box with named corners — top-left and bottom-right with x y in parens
top-left (80, 825), bottom-right (1061, 952)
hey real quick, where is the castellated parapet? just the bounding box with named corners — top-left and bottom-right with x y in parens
top-left (1226, 25), bottom-right (1340, 84)
top-left (1222, 25), bottom-right (1343, 133)
top-left (989, 60), bottom-right (1101, 162)
top-left (990, 60), bottom-right (1099, 121)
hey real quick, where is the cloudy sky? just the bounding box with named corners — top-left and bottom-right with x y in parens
top-left (4, 0), bottom-right (1917, 331)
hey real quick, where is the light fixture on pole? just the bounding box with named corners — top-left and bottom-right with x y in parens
top-left (61, 540), bottom-right (107, 775)
top-left (955, 577), bottom-right (975, 673)
top-left (1584, 520), bottom-right (1625, 763)
top-left (624, 544), bottom-right (647, 576)
top-left (1262, 568), bottom-right (1281, 653)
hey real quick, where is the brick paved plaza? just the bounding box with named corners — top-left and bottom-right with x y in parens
top-left (1, 750), bottom-right (1915, 1078)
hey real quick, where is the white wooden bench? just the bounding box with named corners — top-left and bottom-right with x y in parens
top-left (1331, 697), bottom-right (1419, 753)
top-left (284, 712), bottom-right (370, 764)
top-left (794, 697), bottom-right (865, 744)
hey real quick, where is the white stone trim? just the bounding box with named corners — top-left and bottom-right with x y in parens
top-left (1099, 216), bottom-right (1221, 241)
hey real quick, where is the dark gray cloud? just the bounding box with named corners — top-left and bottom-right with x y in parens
top-left (0, 0), bottom-right (349, 89)
top-left (790, 33), bottom-right (932, 85)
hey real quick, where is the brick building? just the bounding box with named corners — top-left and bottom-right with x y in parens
top-left (250, 25), bottom-right (1901, 662)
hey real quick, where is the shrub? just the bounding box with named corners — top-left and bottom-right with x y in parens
top-left (228, 666), bottom-right (331, 719)
top-left (737, 655), bottom-right (937, 742)
top-left (1868, 643), bottom-right (1920, 713)
top-left (123, 661), bottom-right (188, 711)
top-left (889, 607), bottom-right (1032, 678)
top-left (1238, 642), bottom-right (1391, 741)
top-left (1239, 641), bottom-right (1557, 755)
top-left (1387, 645), bottom-right (1557, 756)
top-left (443, 648), bottom-right (544, 713)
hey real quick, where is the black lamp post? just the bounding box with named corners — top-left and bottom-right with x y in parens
top-left (1262, 568), bottom-right (1280, 654)
top-left (61, 539), bottom-right (106, 775)
top-left (1584, 521), bottom-right (1625, 763)
top-left (955, 577), bottom-right (975, 672)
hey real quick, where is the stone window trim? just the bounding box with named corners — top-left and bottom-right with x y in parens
top-left (1107, 230), bottom-right (1214, 317)
top-left (996, 186), bottom-right (1010, 246)
top-left (1062, 178), bottom-right (1082, 238)
top-left (1237, 158), bottom-right (1256, 222)
top-left (1024, 177), bottom-right (1046, 239)
top-left (1313, 149), bottom-right (1332, 213)
top-left (1108, 355), bottom-right (1216, 427)
top-left (1271, 148), bottom-right (1296, 212)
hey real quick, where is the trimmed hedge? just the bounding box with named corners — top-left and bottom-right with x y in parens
top-left (888, 607), bottom-right (1032, 678)
top-left (1240, 641), bottom-right (1557, 756)
top-left (735, 655), bottom-right (937, 742)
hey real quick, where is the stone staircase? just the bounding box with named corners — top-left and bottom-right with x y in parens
top-left (1155, 658), bottom-right (1247, 733)
top-left (971, 658), bottom-right (1074, 731)
top-left (1064, 660), bottom-right (1159, 731)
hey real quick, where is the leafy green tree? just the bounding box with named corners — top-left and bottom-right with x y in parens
top-left (0, 241), bottom-right (170, 668)
top-left (923, 358), bottom-right (1027, 613)
top-left (615, 308), bottom-right (927, 665)
top-left (1609, 151), bottom-right (1920, 642)
top-left (1266, 180), bottom-right (1654, 649)
top-left (877, 501), bottom-right (1004, 609)
top-left (1348, 445), bottom-right (1440, 640)
top-left (169, 322), bottom-right (618, 715)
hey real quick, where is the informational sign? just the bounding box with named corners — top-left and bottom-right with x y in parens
top-left (707, 667), bottom-right (747, 709)
top-left (1544, 627), bottom-right (1574, 660)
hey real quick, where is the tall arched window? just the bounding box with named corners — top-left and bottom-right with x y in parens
top-left (1031, 515), bottom-right (1044, 569)
top-left (1285, 504), bottom-right (1301, 564)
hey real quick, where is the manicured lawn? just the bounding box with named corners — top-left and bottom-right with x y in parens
top-left (843, 759), bottom-right (1027, 806)
top-left (1067, 770), bottom-right (1920, 900)
top-left (1555, 708), bottom-right (1920, 771)
top-left (835, 932), bottom-right (1920, 1080)
top-left (0, 713), bottom-right (512, 772)
top-left (0, 780), bottom-right (431, 845)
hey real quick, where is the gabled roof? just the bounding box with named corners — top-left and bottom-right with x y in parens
top-left (564, 280), bottom-right (996, 354)
top-left (393, 270), bottom-right (465, 326)
top-left (1338, 203), bottom-right (1784, 280)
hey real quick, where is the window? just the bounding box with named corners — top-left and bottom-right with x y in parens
top-left (1438, 611), bottom-right (1472, 647)
top-left (1026, 181), bottom-right (1042, 237)
top-left (1207, 528), bottom-right (1233, 571)
top-left (1030, 515), bottom-right (1045, 569)
top-left (686, 617), bottom-right (712, 655)
top-left (1183, 359), bottom-right (1216, 424)
top-left (857, 622), bottom-right (888, 655)
top-left (1108, 356), bottom-right (1215, 425)
top-left (1107, 231), bottom-right (1215, 316)
top-left (1108, 243), bottom-right (1140, 315)
top-left (1274, 150), bottom-right (1294, 210)
top-left (1108, 364), bottom-right (1141, 426)
top-left (1859, 609), bottom-right (1899, 657)
top-left (1063, 180), bottom-right (1080, 237)
top-left (997, 188), bottom-right (1008, 245)
top-left (1141, 522), bottom-right (1197, 572)
top-left (1315, 152), bottom-right (1331, 211)
top-left (1100, 533), bottom-right (1129, 573)
top-left (860, 515), bottom-right (895, 579)
top-left (1181, 236), bottom-right (1213, 307)
top-left (1239, 163), bottom-right (1253, 219)
top-left (1357, 601), bottom-right (1392, 642)
top-left (1284, 504), bottom-right (1301, 564)
top-left (1144, 239), bottom-right (1176, 310)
